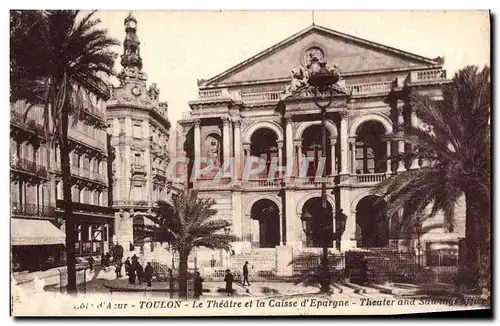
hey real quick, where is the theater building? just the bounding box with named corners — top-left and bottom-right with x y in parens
top-left (177, 24), bottom-right (465, 274)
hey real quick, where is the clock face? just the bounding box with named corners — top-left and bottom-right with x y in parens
top-left (131, 86), bottom-right (141, 96)
top-left (127, 21), bottom-right (137, 29)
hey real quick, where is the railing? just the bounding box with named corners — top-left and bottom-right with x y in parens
top-left (198, 88), bottom-right (234, 99)
top-left (348, 81), bottom-right (393, 95)
top-left (11, 158), bottom-right (48, 178)
top-left (409, 69), bottom-right (447, 84)
top-left (241, 91), bottom-right (282, 103)
top-left (70, 166), bottom-right (106, 184)
top-left (113, 200), bottom-right (153, 207)
top-left (69, 131), bottom-right (106, 153)
top-left (11, 110), bottom-right (46, 136)
top-left (356, 173), bottom-right (387, 183)
top-left (11, 202), bottom-right (56, 218)
top-left (295, 176), bottom-right (334, 186)
top-left (247, 179), bottom-right (282, 188)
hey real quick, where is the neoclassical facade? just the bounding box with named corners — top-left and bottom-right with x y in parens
top-left (177, 25), bottom-right (465, 273)
top-left (107, 14), bottom-right (177, 254)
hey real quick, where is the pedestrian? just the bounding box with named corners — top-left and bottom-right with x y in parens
top-left (115, 260), bottom-right (123, 279)
top-left (124, 257), bottom-right (131, 276)
top-left (131, 254), bottom-right (138, 266)
top-left (88, 256), bottom-right (94, 271)
top-left (129, 267), bottom-right (136, 285)
top-left (136, 263), bottom-right (144, 285)
top-left (193, 271), bottom-right (204, 299)
top-left (210, 255), bottom-right (216, 268)
top-left (224, 269), bottom-right (233, 296)
top-left (168, 268), bottom-right (174, 289)
top-left (145, 262), bottom-right (153, 287)
top-left (129, 241), bottom-right (135, 252)
top-left (242, 261), bottom-right (250, 286)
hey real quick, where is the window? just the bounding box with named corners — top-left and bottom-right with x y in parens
top-left (133, 186), bottom-right (142, 200)
top-left (119, 119), bottom-right (125, 135)
top-left (134, 153), bottom-right (142, 165)
top-left (103, 225), bottom-right (108, 241)
top-left (133, 122), bottom-right (142, 139)
top-left (92, 190), bottom-right (99, 205)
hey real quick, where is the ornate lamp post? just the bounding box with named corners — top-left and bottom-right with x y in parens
top-left (335, 209), bottom-right (348, 251)
top-left (414, 220), bottom-right (423, 268)
top-left (224, 226), bottom-right (231, 268)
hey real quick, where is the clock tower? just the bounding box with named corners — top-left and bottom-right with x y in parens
top-left (106, 13), bottom-right (177, 260)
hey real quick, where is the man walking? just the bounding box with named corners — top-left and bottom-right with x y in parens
top-left (242, 261), bottom-right (250, 286)
top-left (144, 262), bottom-right (153, 287)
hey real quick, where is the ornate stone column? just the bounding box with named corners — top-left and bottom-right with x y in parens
top-left (385, 136), bottom-right (392, 174)
top-left (330, 138), bottom-right (337, 176)
top-left (278, 211), bottom-right (284, 246)
top-left (339, 111), bottom-right (349, 175)
top-left (294, 141), bottom-right (303, 179)
top-left (410, 110), bottom-right (420, 170)
top-left (277, 140), bottom-right (284, 179)
top-left (396, 101), bottom-right (406, 172)
top-left (222, 117), bottom-right (230, 166)
top-left (285, 115), bottom-right (294, 178)
top-left (349, 137), bottom-right (357, 174)
top-left (193, 119), bottom-right (201, 159)
top-left (233, 120), bottom-right (242, 179)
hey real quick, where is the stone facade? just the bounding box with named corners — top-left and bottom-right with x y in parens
top-left (177, 25), bottom-right (465, 275)
top-left (106, 13), bottom-right (178, 260)
top-left (10, 87), bottom-right (114, 271)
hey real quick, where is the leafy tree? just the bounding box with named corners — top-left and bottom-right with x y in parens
top-left (374, 65), bottom-right (491, 293)
top-left (146, 189), bottom-right (238, 298)
top-left (10, 10), bottom-right (119, 293)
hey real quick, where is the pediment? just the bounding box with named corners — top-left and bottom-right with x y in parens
top-left (203, 25), bottom-right (442, 87)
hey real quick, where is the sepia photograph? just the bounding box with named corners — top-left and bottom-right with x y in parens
top-left (9, 9), bottom-right (491, 317)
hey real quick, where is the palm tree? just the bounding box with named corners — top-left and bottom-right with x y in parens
top-left (374, 65), bottom-right (490, 293)
top-left (146, 189), bottom-right (238, 298)
top-left (10, 10), bottom-right (119, 293)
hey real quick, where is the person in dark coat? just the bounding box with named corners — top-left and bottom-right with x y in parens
top-left (129, 241), bottom-right (135, 252)
top-left (124, 258), bottom-right (131, 276)
top-left (145, 262), bottom-right (154, 287)
top-left (129, 267), bottom-right (136, 285)
top-left (242, 261), bottom-right (250, 286)
top-left (193, 271), bottom-right (204, 299)
top-left (115, 260), bottom-right (123, 279)
top-left (131, 254), bottom-right (139, 266)
top-left (224, 269), bottom-right (233, 296)
top-left (88, 256), bottom-right (94, 271)
top-left (136, 263), bottom-right (144, 285)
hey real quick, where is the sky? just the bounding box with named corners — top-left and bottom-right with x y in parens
top-left (93, 10), bottom-right (490, 127)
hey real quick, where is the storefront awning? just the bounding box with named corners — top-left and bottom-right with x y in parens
top-left (11, 218), bottom-right (66, 246)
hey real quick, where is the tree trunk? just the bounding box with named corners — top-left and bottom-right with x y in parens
top-left (464, 189), bottom-right (482, 292)
top-left (178, 251), bottom-right (189, 299)
top-left (61, 111), bottom-right (77, 293)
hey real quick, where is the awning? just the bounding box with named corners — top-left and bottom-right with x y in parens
top-left (11, 218), bottom-right (66, 246)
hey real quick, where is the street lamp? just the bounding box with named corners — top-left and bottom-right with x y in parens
top-left (414, 220), bottom-right (423, 268)
top-left (335, 209), bottom-right (348, 251)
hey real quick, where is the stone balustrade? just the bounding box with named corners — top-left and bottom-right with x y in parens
top-left (355, 173), bottom-right (387, 183)
top-left (409, 69), bottom-right (447, 84)
top-left (347, 81), bottom-right (393, 95)
top-left (241, 91), bottom-right (282, 103)
top-left (247, 178), bottom-right (282, 188)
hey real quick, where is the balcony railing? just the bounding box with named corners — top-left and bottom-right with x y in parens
top-left (153, 167), bottom-right (166, 178)
top-left (70, 166), bottom-right (106, 184)
top-left (409, 69), bottom-right (447, 84)
top-left (11, 158), bottom-right (48, 178)
top-left (246, 179), bottom-right (282, 188)
top-left (294, 176), bottom-right (334, 186)
top-left (10, 111), bottom-right (45, 136)
top-left (355, 173), bottom-right (387, 183)
top-left (241, 91), bottom-right (282, 103)
top-left (113, 200), bottom-right (154, 208)
top-left (347, 81), bottom-right (393, 95)
top-left (198, 88), bottom-right (232, 99)
top-left (11, 202), bottom-right (55, 218)
top-left (69, 131), bottom-right (106, 153)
